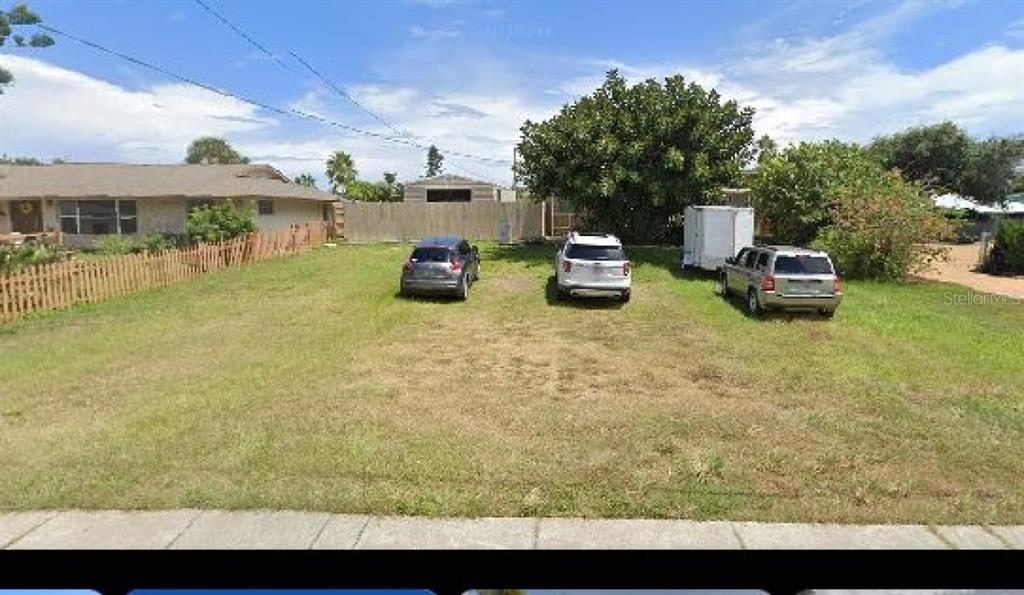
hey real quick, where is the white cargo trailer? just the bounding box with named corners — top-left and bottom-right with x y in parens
top-left (681, 206), bottom-right (755, 271)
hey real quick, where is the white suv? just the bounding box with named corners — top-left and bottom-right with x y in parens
top-left (555, 232), bottom-right (631, 302)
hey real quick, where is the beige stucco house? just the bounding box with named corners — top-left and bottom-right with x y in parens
top-left (0, 163), bottom-right (337, 246)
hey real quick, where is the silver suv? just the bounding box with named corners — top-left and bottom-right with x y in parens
top-left (400, 236), bottom-right (480, 300)
top-left (555, 232), bottom-right (631, 302)
top-left (720, 245), bottom-right (842, 317)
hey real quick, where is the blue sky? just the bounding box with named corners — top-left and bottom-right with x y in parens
top-left (1, 0), bottom-right (1022, 186)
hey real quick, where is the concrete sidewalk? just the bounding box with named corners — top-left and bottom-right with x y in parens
top-left (1, 510), bottom-right (1021, 549)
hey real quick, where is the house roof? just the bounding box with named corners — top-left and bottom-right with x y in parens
top-left (933, 193), bottom-right (1022, 214)
top-left (0, 163), bottom-right (338, 202)
top-left (405, 174), bottom-right (494, 187)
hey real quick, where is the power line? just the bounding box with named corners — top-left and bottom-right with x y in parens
top-left (288, 51), bottom-right (405, 139)
top-left (36, 24), bottom-right (513, 167)
top-left (192, 0), bottom-right (289, 71)
top-left (184, 0), bottom-right (508, 184)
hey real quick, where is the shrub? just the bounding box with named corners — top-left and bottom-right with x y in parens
top-left (0, 242), bottom-right (72, 274)
top-left (753, 141), bottom-right (882, 246)
top-left (185, 202), bottom-right (256, 244)
top-left (138, 233), bottom-right (178, 253)
top-left (986, 219), bottom-right (1024, 275)
top-left (813, 170), bottom-right (953, 280)
top-left (94, 235), bottom-right (137, 256)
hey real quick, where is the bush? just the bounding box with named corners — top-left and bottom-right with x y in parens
top-left (185, 202), bottom-right (256, 244)
top-left (94, 235), bottom-right (137, 256)
top-left (0, 242), bottom-right (72, 274)
top-left (813, 170), bottom-right (953, 280)
top-left (986, 219), bottom-right (1024, 275)
top-left (138, 233), bottom-right (179, 253)
top-left (753, 141), bottom-right (881, 246)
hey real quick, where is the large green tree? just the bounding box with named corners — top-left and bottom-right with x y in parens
top-left (753, 141), bottom-right (876, 245)
top-left (755, 140), bottom-right (952, 279)
top-left (184, 136), bottom-right (250, 165)
top-left (868, 121), bottom-right (970, 193)
top-left (869, 121), bottom-right (1024, 204)
top-left (515, 70), bottom-right (756, 242)
top-left (425, 145), bottom-right (443, 177)
top-left (959, 136), bottom-right (1024, 205)
top-left (0, 3), bottom-right (56, 94)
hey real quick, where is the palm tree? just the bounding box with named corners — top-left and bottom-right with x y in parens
top-left (293, 172), bottom-right (318, 188)
top-left (326, 151), bottom-right (357, 194)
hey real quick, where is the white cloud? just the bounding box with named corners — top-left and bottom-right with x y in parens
top-left (2, 0), bottom-right (1020, 191)
top-left (407, 25), bottom-right (463, 41)
top-left (557, 2), bottom-right (1023, 144)
top-left (0, 55), bottom-right (274, 162)
top-left (1007, 18), bottom-right (1024, 41)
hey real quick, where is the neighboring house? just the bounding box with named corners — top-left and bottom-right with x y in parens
top-left (403, 174), bottom-right (516, 203)
top-left (0, 163), bottom-right (336, 246)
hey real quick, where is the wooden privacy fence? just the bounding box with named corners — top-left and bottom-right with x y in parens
top-left (339, 200), bottom-right (545, 242)
top-left (0, 222), bottom-right (327, 323)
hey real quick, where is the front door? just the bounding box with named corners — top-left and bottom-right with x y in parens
top-left (11, 200), bottom-right (43, 233)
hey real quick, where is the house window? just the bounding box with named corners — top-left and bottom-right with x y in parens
top-left (426, 189), bottom-right (472, 202)
top-left (57, 200), bottom-right (138, 235)
top-left (258, 199), bottom-right (274, 215)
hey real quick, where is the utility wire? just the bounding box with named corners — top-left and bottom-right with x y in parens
top-left (36, 24), bottom-right (513, 167)
top-left (192, 0), bottom-right (289, 71)
top-left (186, 0), bottom-right (509, 181)
top-left (184, 0), bottom-right (506, 183)
top-left (288, 51), bottom-right (405, 139)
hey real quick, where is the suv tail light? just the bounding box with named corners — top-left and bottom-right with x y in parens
top-left (403, 260), bottom-right (414, 272)
top-left (762, 274), bottom-right (776, 292)
top-left (450, 255), bottom-right (463, 272)
top-left (833, 277), bottom-right (842, 294)
top-left (563, 260), bottom-right (572, 273)
top-left (623, 261), bottom-right (631, 276)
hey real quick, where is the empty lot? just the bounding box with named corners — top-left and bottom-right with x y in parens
top-left (1, 243), bottom-right (1022, 524)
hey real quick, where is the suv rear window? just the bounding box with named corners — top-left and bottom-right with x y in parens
top-left (566, 244), bottom-right (625, 261)
top-left (774, 255), bottom-right (834, 275)
top-left (411, 247), bottom-right (452, 262)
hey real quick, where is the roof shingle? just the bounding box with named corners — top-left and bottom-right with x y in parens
top-left (0, 163), bottom-right (338, 202)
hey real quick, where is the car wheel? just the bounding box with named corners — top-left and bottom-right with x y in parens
top-left (620, 289), bottom-right (631, 303)
top-left (555, 284), bottom-right (567, 300)
top-left (719, 274), bottom-right (730, 297)
top-left (399, 282), bottom-right (409, 298)
top-left (746, 289), bottom-right (764, 316)
top-left (818, 308), bottom-right (836, 318)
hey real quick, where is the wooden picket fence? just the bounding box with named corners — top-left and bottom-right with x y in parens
top-left (0, 222), bottom-right (327, 323)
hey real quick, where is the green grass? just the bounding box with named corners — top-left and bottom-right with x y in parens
top-left (1, 242), bottom-right (1022, 524)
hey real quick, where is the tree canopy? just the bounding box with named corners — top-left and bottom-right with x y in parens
top-left (869, 121), bottom-right (1024, 204)
top-left (345, 171), bottom-right (403, 202)
top-left (184, 137), bottom-right (250, 165)
top-left (0, 3), bottom-right (56, 94)
top-left (755, 140), bottom-right (951, 279)
top-left (753, 141), bottom-right (878, 246)
top-left (514, 70), bottom-right (756, 242)
top-left (425, 145), bottom-right (443, 177)
top-left (292, 172), bottom-right (318, 188)
top-left (325, 150), bottom-right (357, 194)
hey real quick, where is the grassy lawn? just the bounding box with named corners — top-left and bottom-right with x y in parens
top-left (1, 242), bottom-right (1022, 524)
